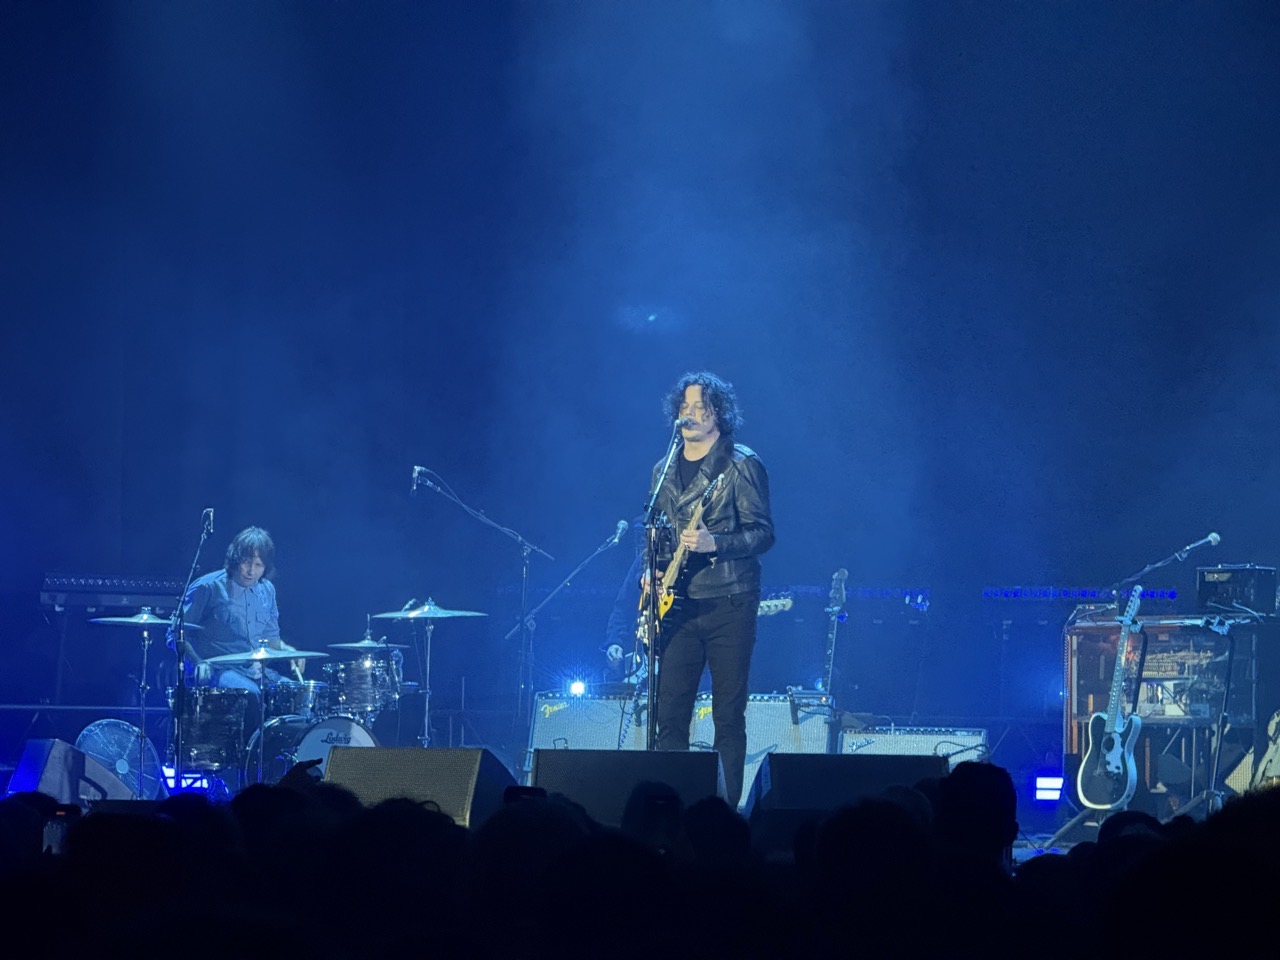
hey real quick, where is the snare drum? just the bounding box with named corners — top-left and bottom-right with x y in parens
top-left (168, 686), bottom-right (250, 771)
top-left (264, 679), bottom-right (328, 722)
top-left (243, 714), bottom-right (378, 784)
top-left (322, 657), bottom-right (396, 717)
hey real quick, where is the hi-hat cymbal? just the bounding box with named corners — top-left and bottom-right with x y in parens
top-left (372, 599), bottom-right (488, 620)
top-left (329, 638), bottom-right (409, 650)
top-left (90, 612), bottom-right (199, 629)
top-left (204, 648), bottom-right (329, 665)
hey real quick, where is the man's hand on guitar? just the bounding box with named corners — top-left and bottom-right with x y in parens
top-left (680, 520), bottom-right (716, 554)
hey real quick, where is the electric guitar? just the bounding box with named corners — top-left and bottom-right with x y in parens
top-left (822, 568), bottom-right (848, 699)
top-left (635, 475), bottom-right (725, 648)
top-left (1077, 584), bottom-right (1144, 811)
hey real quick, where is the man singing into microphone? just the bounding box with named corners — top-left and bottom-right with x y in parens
top-left (645, 371), bottom-right (774, 809)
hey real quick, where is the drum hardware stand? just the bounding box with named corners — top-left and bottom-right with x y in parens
top-left (252, 646), bottom-right (271, 785)
top-left (639, 419), bottom-right (685, 750)
top-left (410, 466), bottom-right (552, 730)
top-left (135, 613), bottom-right (155, 798)
top-left (168, 507), bottom-right (215, 795)
top-left (418, 619), bottom-right (436, 748)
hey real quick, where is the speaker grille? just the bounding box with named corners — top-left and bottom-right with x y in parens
top-left (525, 694), bottom-right (646, 771)
top-left (692, 694), bottom-right (830, 807)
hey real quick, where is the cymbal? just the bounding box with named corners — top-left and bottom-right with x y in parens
top-left (372, 599), bottom-right (488, 620)
top-left (329, 638), bottom-right (410, 650)
top-left (90, 613), bottom-right (199, 629)
top-left (204, 648), bottom-right (329, 665)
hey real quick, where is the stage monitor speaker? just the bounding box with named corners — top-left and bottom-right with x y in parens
top-left (691, 693), bottom-right (831, 807)
top-left (525, 693), bottom-right (646, 771)
top-left (745, 752), bottom-right (949, 818)
top-left (530, 748), bottom-right (724, 828)
top-left (838, 726), bottom-right (988, 770)
top-left (323, 747), bottom-right (515, 828)
top-left (5, 739), bottom-right (135, 808)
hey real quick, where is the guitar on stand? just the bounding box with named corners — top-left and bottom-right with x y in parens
top-left (1076, 584), bottom-right (1145, 811)
top-left (821, 568), bottom-right (848, 702)
top-left (786, 568), bottom-right (847, 747)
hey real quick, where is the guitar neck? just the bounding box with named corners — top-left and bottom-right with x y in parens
top-left (822, 571), bottom-right (848, 696)
top-left (661, 501), bottom-right (708, 592)
top-left (1105, 587), bottom-right (1143, 733)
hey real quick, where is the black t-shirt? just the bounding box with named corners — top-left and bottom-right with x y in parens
top-left (678, 452), bottom-right (703, 490)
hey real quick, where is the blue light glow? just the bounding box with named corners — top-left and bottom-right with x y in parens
top-left (1033, 775), bottom-right (1064, 802)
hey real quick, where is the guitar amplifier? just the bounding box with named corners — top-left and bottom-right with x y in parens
top-left (838, 726), bottom-right (989, 770)
top-left (1197, 565), bottom-right (1278, 614)
top-left (524, 693), bottom-right (646, 772)
top-left (526, 690), bottom-right (831, 800)
top-left (692, 693), bottom-right (832, 807)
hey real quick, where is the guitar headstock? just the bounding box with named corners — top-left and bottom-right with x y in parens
top-left (701, 473), bottom-right (725, 505)
top-left (758, 595), bottom-right (794, 617)
top-left (1119, 585), bottom-right (1143, 627)
top-left (829, 568), bottom-right (848, 608)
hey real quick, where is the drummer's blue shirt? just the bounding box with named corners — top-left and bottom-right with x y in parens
top-left (174, 569), bottom-right (280, 672)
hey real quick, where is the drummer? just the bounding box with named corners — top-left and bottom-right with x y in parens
top-left (170, 526), bottom-right (302, 716)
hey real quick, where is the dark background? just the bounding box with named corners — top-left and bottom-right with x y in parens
top-left (2, 1), bottom-right (1278, 787)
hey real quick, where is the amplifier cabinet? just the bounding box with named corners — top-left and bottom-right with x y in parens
top-left (526, 692), bottom-right (831, 803)
top-left (525, 694), bottom-right (646, 771)
top-left (838, 726), bottom-right (988, 770)
top-left (693, 693), bottom-right (832, 807)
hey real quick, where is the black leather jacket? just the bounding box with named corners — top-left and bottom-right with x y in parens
top-left (650, 436), bottom-right (774, 599)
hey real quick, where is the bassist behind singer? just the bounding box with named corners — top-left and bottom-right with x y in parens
top-left (645, 371), bottom-right (774, 810)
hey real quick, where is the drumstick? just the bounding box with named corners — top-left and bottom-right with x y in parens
top-left (291, 659), bottom-right (304, 682)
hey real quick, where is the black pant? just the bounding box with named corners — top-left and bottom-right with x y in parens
top-left (654, 590), bottom-right (759, 809)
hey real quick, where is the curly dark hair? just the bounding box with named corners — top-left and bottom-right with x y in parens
top-left (224, 526), bottom-right (276, 579)
top-left (663, 371), bottom-right (743, 438)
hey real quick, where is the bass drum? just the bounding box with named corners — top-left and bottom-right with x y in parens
top-left (243, 715), bottom-right (378, 785)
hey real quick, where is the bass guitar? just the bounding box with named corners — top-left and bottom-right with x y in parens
top-left (1077, 584), bottom-right (1144, 811)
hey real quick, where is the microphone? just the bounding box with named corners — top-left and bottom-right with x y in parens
top-left (675, 417), bottom-right (694, 429)
top-left (612, 520), bottom-right (629, 544)
top-left (202, 507), bottom-right (214, 534)
top-left (1177, 532), bottom-right (1221, 559)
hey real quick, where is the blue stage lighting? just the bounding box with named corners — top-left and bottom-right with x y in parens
top-left (162, 766), bottom-right (211, 793)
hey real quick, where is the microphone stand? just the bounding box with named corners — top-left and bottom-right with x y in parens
top-left (411, 468), bottom-right (552, 733)
top-left (640, 421), bottom-right (685, 750)
top-left (169, 511), bottom-right (213, 794)
top-left (1107, 535), bottom-right (1219, 599)
top-left (503, 524), bottom-right (628, 645)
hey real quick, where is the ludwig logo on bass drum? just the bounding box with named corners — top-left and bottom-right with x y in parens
top-left (320, 732), bottom-right (354, 745)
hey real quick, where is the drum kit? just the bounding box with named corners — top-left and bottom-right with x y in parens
top-left (90, 597), bottom-right (486, 795)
